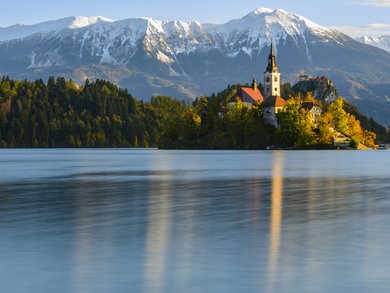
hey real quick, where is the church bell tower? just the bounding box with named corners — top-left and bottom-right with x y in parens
top-left (264, 43), bottom-right (281, 98)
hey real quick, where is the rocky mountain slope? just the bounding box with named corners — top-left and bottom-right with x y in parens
top-left (0, 8), bottom-right (389, 125)
top-left (356, 35), bottom-right (390, 53)
top-left (292, 76), bottom-right (338, 103)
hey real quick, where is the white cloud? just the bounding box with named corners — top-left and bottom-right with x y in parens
top-left (354, 0), bottom-right (390, 7)
top-left (365, 23), bottom-right (390, 29)
top-left (333, 23), bottom-right (390, 37)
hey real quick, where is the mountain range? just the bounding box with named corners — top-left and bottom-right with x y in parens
top-left (356, 35), bottom-right (390, 53)
top-left (0, 8), bottom-right (389, 125)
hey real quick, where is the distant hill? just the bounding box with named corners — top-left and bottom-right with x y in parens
top-left (0, 8), bottom-right (389, 125)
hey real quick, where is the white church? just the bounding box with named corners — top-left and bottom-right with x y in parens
top-left (229, 43), bottom-right (287, 128)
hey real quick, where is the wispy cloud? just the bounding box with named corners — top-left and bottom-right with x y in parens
top-left (333, 23), bottom-right (390, 37)
top-left (354, 0), bottom-right (390, 7)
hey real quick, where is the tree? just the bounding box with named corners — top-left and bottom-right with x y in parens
top-left (327, 98), bottom-right (349, 134)
top-left (362, 130), bottom-right (376, 147)
top-left (317, 112), bottom-right (334, 146)
top-left (276, 98), bottom-right (301, 146)
top-left (296, 108), bottom-right (317, 148)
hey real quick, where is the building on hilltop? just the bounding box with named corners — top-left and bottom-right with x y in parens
top-left (301, 101), bottom-right (322, 127)
top-left (262, 43), bottom-right (287, 128)
top-left (228, 78), bottom-right (264, 109)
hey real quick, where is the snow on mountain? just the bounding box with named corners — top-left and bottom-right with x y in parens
top-left (22, 7), bottom-right (336, 68)
top-left (0, 7), bottom-right (370, 70)
top-left (356, 36), bottom-right (390, 53)
top-left (207, 8), bottom-right (335, 59)
top-left (217, 8), bottom-right (331, 39)
top-left (0, 7), bottom-right (353, 80)
top-left (1, 7), bottom-right (390, 124)
top-left (68, 16), bottom-right (113, 29)
top-left (0, 16), bottom-right (113, 41)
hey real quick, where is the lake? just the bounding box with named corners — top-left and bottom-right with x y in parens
top-left (0, 149), bottom-right (389, 293)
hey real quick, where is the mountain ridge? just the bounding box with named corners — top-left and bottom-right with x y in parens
top-left (356, 35), bottom-right (390, 53)
top-left (0, 8), bottom-right (389, 125)
top-left (0, 16), bottom-right (113, 41)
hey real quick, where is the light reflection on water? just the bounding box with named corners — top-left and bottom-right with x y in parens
top-left (0, 149), bottom-right (390, 293)
top-left (267, 151), bottom-right (283, 293)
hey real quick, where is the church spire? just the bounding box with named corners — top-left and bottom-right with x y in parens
top-left (263, 42), bottom-right (281, 98)
top-left (265, 42), bottom-right (278, 73)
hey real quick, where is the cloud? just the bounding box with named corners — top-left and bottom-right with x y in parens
top-left (354, 0), bottom-right (390, 7)
top-left (333, 23), bottom-right (390, 37)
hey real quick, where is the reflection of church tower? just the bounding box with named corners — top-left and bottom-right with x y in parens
top-left (264, 43), bottom-right (281, 98)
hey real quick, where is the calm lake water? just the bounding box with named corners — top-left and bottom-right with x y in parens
top-left (0, 149), bottom-right (389, 293)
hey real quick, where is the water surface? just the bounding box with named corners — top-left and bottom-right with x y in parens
top-left (0, 149), bottom-right (389, 293)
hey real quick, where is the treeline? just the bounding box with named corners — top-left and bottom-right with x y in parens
top-left (0, 76), bottom-right (185, 148)
top-left (0, 76), bottom-right (388, 149)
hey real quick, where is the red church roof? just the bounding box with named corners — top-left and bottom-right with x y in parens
top-left (229, 87), bottom-right (264, 104)
top-left (241, 87), bottom-right (264, 103)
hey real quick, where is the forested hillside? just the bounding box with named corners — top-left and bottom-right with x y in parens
top-left (0, 76), bottom-right (185, 148)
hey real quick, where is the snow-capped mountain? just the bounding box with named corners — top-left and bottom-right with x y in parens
top-left (0, 16), bottom-right (113, 41)
top-left (0, 8), bottom-right (390, 125)
top-left (356, 36), bottom-right (390, 53)
top-left (0, 8), bottom-right (340, 70)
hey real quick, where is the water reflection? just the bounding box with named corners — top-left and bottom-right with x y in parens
top-left (144, 180), bottom-right (172, 293)
top-left (267, 152), bottom-right (284, 292)
top-left (144, 154), bottom-right (176, 292)
top-left (72, 181), bottom-right (93, 293)
top-left (1, 150), bottom-right (390, 293)
top-left (174, 195), bottom-right (195, 292)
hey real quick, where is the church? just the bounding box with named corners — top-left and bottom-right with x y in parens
top-left (229, 43), bottom-right (287, 128)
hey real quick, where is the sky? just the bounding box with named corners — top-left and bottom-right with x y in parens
top-left (1, 0), bottom-right (390, 36)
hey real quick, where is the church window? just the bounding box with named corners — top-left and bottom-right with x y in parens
top-left (266, 77), bottom-right (270, 82)
top-left (275, 88), bottom-right (278, 92)
top-left (274, 77), bottom-right (278, 82)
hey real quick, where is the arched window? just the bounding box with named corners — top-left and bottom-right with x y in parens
top-left (274, 77), bottom-right (278, 82)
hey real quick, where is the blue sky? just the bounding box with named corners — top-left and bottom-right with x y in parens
top-left (1, 0), bottom-right (390, 36)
